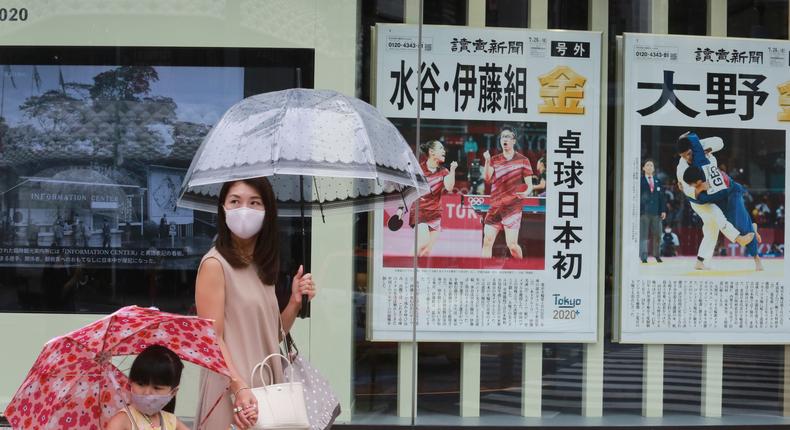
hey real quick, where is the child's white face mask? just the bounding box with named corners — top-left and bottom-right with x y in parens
top-left (130, 390), bottom-right (176, 416)
top-left (224, 207), bottom-right (266, 239)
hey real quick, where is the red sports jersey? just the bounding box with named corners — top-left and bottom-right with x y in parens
top-left (416, 161), bottom-right (450, 213)
top-left (408, 161), bottom-right (450, 230)
top-left (488, 152), bottom-right (533, 210)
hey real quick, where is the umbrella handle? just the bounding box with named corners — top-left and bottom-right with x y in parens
top-left (298, 175), bottom-right (310, 319)
top-left (299, 294), bottom-right (310, 318)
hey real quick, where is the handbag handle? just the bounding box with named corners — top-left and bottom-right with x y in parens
top-left (278, 315), bottom-right (300, 359)
top-left (252, 362), bottom-right (274, 388)
top-left (251, 353), bottom-right (295, 387)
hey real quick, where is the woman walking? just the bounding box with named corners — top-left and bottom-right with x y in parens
top-left (194, 178), bottom-right (317, 429)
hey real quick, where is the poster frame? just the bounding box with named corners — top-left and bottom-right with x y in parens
top-left (616, 32), bottom-right (790, 344)
top-left (368, 23), bottom-right (605, 344)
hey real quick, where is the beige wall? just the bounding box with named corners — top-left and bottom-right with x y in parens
top-left (0, 0), bottom-right (358, 420)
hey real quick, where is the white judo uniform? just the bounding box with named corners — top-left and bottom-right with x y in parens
top-left (675, 137), bottom-right (741, 263)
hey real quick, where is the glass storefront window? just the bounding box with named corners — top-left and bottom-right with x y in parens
top-left (486, 0), bottom-right (529, 28)
top-left (423, 0), bottom-right (467, 25)
top-left (548, 0), bottom-right (588, 30)
top-left (0, 47), bottom-right (313, 315)
top-left (728, 0), bottom-right (789, 39)
top-left (668, 0), bottom-right (707, 36)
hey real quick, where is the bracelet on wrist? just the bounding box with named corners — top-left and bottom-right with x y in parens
top-left (233, 386), bottom-right (251, 398)
top-left (230, 378), bottom-right (246, 391)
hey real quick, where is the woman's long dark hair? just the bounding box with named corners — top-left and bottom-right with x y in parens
top-left (129, 345), bottom-right (183, 413)
top-left (214, 178), bottom-right (280, 285)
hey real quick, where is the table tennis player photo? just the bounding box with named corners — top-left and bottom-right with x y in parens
top-left (383, 121), bottom-right (546, 271)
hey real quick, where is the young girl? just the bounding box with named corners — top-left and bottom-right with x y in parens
top-left (108, 344), bottom-right (190, 430)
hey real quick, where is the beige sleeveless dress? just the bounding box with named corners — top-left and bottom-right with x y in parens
top-left (194, 248), bottom-right (284, 429)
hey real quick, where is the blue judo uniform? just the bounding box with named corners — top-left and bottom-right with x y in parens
top-left (686, 132), bottom-right (758, 257)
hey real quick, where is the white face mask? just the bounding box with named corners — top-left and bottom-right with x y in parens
top-left (130, 391), bottom-right (175, 416)
top-left (224, 207), bottom-right (266, 239)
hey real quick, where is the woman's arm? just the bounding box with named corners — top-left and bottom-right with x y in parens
top-left (196, 259), bottom-right (245, 391)
top-left (195, 258), bottom-right (256, 429)
top-left (280, 265), bottom-right (316, 334)
top-left (281, 300), bottom-right (301, 335)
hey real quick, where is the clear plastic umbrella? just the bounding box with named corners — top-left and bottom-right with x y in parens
top-left (177, 88), bottom-right (428, 317)
top-left (177, 88), bottom-right (428, 216)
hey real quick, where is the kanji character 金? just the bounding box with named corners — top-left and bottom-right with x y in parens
top-left (538, 66), bottom-right (586, 114)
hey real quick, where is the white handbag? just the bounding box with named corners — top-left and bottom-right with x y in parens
top-left (249, 353), bottom-right (310, 430)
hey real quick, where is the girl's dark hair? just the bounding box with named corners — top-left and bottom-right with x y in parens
top-left (419, 140), bottom-right (442, 155)
top-left (129, 344), bottom-right (183, 413)
top-left (215, 178), bottom-right (280, 285)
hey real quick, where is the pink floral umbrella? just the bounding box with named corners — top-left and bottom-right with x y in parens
top-left (4, 305), bottom-right (230, 430)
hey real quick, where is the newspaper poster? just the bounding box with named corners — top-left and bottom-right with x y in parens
top-left (618, 33), bottom-right (790, 343)
top-left (370, 24), bottom-right (601, 342)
